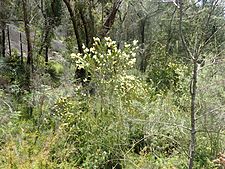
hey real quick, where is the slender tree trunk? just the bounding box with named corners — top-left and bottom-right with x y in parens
top-left (78, 0), bottom-right (95, 48)
top-left (0, 0), bottom-right (5, 58)
top-left (63, 0), bottom-right (83, 53)
top-left (189, 59), bottom-right (198, 169)
top-left (42, 20), bottom-right (52, 63)
top-left (39, 11), bottom-right (52, 60)
top-left (38, 23), bottom-right (47, 55)
top-left (79, 8), bottom-right (90, 47)
top-left (2, 27), bottom-right (5, 57)
top-left (22, 0), bottom-right (33, 66)
top-left (100, 0), bottom-right (123, 37)
top-left (0, 20), bottom-right (6, 57)
top-left (20, 32), bottom-right (23, 64)
top-left (179, 0), bottom-right (197, 168)
top-left (45, 46), bottom-right (48, 63)
top-left (140, 18), bottom-right (146, 72)
top-left (78, 4), bottom-right (95, 48)
top-left (0, 31), bottom-right (1, 57)
top-left (7, 25), bottom-right (11, 57)
top-left (88, 1), bottom-right (95, 45)
top-left (22, 0), bottom-right (33, 91)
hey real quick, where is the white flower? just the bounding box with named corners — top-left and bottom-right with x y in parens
top-left (124, 43), bottom-right (131, 48)
top-left (122, 52), bottom-right (129, 59)
top-left (133, 40), bottom-right (138, 46)
top-left (90, 47), bottom-right (95, 53)
top-left (126, 75), bottom-right (135, 81)
top-left (104, 37), bottom-right (111, 41)
top-left (128, 58), bottom-right (136, 66)
top-left (131, 52), bottom-right (136, 57)
top-left (84, 48), bottom-right (89, 53)
top-left (93, 55), bottom-right (97, 60)
top-left (107, 49), bottom-right (112, 55)
top-left (71, 53), bottom-right (82, 59)
top-left (71, 53), bottom-right (76, 59)
top-left (77, 65), bottom-right (85, 69)
top-left (106, 41), bottom-right (113, 48)
top-left (83, 54), bottom-right (87, 59)
top-left (93, 37), bottom-right (100, 42)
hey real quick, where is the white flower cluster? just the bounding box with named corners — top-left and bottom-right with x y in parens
top-left (70, 37), bottom-right (138, 79)
top-left (114, 74), bottom-right (148, 100)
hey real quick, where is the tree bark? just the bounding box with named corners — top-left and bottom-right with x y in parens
top-left (139, 18), bottom-right (147, 72)
top-left (79, 8), bottom-right (90, 47)
top-left (179, 0), bottom-right (197, 168)
top-left (189, 59), bottom-right (198, 169)
top-left (63, 0), bottom-right (83, 53)
top-left (0, 30), bottom-right (1, 57)
top-left (1, 27), bottom-right (5, 57)
top-left (39, 0), bottom-right (56, 62)
top-left (7, 25), bottom-right (11, 57)
top-left (20, 32), bottom-right (23, 64)
top-left (45, 45), bottom-right (49, 63)
top-left (100, 0), bottom-right (123, 37)
top-left (0, 0), bottom-right (7, 58)
top-left (88, 1), bottom-right (95, 45)
top-left (39, 18), bottom-right (52, 63)
top-left (22, 0), bottom-right (33, 66)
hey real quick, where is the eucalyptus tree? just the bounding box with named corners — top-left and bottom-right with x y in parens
top-left (178, 0), bottom-right (225, 168)
top-left (62, 0), bottom-right (123, 81)
top-left (112, 0), bottom-right (183, 72)
top-left (0, 0), bottom-right (11, 57)
top-left (38, 0), bottom-right (63, 63)
top-left (117, 0), bottom-right (225, 167)
top-left (62, 0), bottom-right (122, 53)
top-left (22, 0), bottom-right (33, 66)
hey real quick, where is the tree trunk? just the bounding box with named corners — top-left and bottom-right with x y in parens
top-left (38, 1), bottom-right (54, 62)
top-left (20, 32), bottom-right (23, 64)
top-left (7, 25), bottom-right (11, 57)
top-left (88, 0), bottom-right (95, 45)
top-left (79, 8), bottom-right (90, 47)
top-left (63, 0), bottom-right (83, 53)
top-left (40, 19), bottom-right (52, 63)
top-left (2, 27), bottom-right (5, 57)
top-left (189, 59), bottom-right (198, 169)
top-left (0, 30), bottom-right (1, 57)
top-left (0, 19), bottom-right (6, 58)
top-left (100, 0), bottom-right (123, 37)
top-left (139, 18), bottom-right (147, 72)
top-left (45, 45), bottom-right (49, 63)
top-left (22, 0), bottom-right (33, 66)
top-left (179, 0), bottom-right (197, 168)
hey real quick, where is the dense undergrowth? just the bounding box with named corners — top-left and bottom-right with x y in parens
top-left (0, 38), bottom-right (225, 169)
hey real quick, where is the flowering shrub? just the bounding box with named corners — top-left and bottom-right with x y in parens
top-left (70, 37), bottom-right (151, 118)
top-left (46, 38), bottom-right (150, 168)
top-left (71, 37), bottom-right (137, 84)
